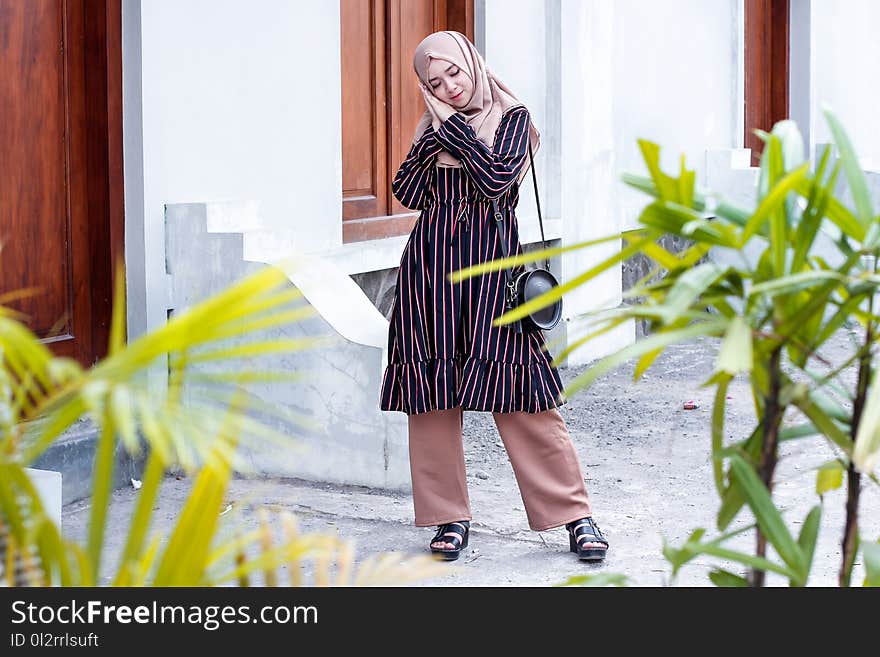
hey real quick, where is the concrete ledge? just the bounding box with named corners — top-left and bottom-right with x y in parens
top-left (166, 202), bottom-right (412, 492)
top-left (245, 218), bottom-right (564, 276)
top-left (31, 422), bottom-right (143, 507)
top-left (25, 468), bottom-right (62, 529)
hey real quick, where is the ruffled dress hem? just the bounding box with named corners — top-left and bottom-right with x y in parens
top-left (379, 354), bottom-right (567, 415)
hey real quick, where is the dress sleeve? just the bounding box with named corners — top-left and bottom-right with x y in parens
top-left (434, 106), bottom-right (530, 199)
top-left (391, 129), bottom-right (443, 210)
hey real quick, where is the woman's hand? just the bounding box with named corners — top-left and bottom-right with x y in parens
top-left (420, 83), bottom-right (456, 123)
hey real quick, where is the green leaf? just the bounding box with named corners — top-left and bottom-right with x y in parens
top-left (660, 263), bottom-right (731, 322)
top-left (115, 452), bottom-right (166, 585)
top-left (791, 395), bottom-right (853, 457)
top-left (562, 320), bottom-right (727, 398)
top-left (109, 261), bottom-right (127, 355)
top-left (795, 505), bottom-right (822, 586)
top-left (776, 120), bottom-right (806, 171)
top-left (729, 456), bottom-right (806, 583)
top-left (621, 172), bottom-right (728, 218)
top-left (793, 158), bottom-right (840, 272)
top-left (770, 253), bottom-right (860, 346)
top-left (715, 316), bottom-right (752, 375)
top-left (633, 347), bottom-right (664, 381)
top-left (640, 241), bottom-right (683, 271)
top-left (640, 201), bottom-right (739, 247)
top-left (687, 540), bottom-right (797, 579)
top-left (748, 271), bottom-right (847, 299)
top-left (153, 455), bottom-right (230, 585)
top-left (447, 231), bottom-right (637, 283)
top-left (816, 461), bottom-right (844, 495)
top-left (815, 293), bottom-right (866, 353)
top-left (780, 423), bottom-right (820, 442)
top-left (622, 172), bottom-right (661, 199)
top-left (711, 375), bottom-right (732, 496)
top-left (741, 162), bottom-right (810, 245)
top-left (662, 528), bottom-right (706, 575)
top-left (490, 234), bottom-right (655, 326)
top-left (717, 472), bottom-right (746, 530)
top-left (86, 414), bottom-right (117, 578)
top-left (22, 396), bottom-right (88, 464)
top-left (187, 337), bottom-right (331, 364)
top-left (678, 154), bottom-right (696, 207)
top-left (638, 140), bottom-right (695, 205)
top-left (863, 541), bottom-right (880, 587)
top-left (842, 532), bottom-right (860, 587)
top-left (109, 386), bottom-right (140, 456)
top-left (795, 179), bottom-right (865, 241)
top-left (824, 108), bottom-right (874, 227)
top-left (556, 572), bottom-right (630, 587)
top-left (550, 315), bottom-right (632, 365)
top-left (853, 374), bottom-right (880, 474)
top-left (709, 569), bottom-right (749, 587)
top-left (714, 198), bottom-right (751, 227)
top-left (757, 132), bottom-right (784, 201)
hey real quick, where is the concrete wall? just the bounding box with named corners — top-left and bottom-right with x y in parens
top-left (482, 1), bottom-right (743, 360)
top-left (613, 0), bottom-right (742, 230)
top-left (812, 0), bottom-right (880, 171)
top-left (126, 1), bottom-right (342, 343)
top-left (480, 1), bottom-right (636, 365)
top-left (32, 424), bottom-right (143, 507)
top-left (165, 203), bottom-right (411, 491)
top-left (484, 0), bottom-right (552, 228)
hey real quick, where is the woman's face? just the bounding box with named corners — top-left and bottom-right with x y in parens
top-left (425, 58), bottom-right (473, 109)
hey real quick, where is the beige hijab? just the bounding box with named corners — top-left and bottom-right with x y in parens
top-left (412, 30), bottom-right (540, 181)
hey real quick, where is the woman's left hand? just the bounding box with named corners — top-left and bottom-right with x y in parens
top-left (420, 83), bottom-right (457, 123)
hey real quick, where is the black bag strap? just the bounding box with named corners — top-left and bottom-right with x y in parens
top-left (492, 199), bottom-right (519, 316)
top-left (527, 143), bottom-right (550, 271)
top-left (491, 141), bottom-right (549, 281)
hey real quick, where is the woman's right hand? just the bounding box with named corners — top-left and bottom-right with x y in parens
top-left (419, 82), bottom-right (455, 124)
top-left (419, 82), bottom-right (440, 125)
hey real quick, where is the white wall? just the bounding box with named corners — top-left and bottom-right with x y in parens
top-left (484, 0), bottom-right (549, 229)
top-left (484, 1), bottom-right (546, 133)
top-left (613, 0), bottom-right (742, 229)
top-left (125, 0), bottom-right (748, 364)
top-left (559, 0), bottom-right (633, 365)
top-left (484, 1), bottom-right (633, 364)
top-left (812, 0), bottom-right (880, 170)
top-left (132, 0), bottom-right (342, 337)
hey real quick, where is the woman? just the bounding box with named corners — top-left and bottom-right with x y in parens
top-left (379, 31), bottom-right (608, 563)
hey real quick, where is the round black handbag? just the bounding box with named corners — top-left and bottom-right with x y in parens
top-left (492, 143), bottom-right (562, 334)
top-left (510, 267), bottom-right (562, 331)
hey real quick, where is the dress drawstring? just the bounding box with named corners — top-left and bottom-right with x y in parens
top-left (449, 201), bottom-right (470, 245)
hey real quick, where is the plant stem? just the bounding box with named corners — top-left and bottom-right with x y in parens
top-left (840, 466), bottom-right (861, 586)
top-left (751, 346), bottom-right (783, 587)
top-left (840, 321), bottom-right (870, 586)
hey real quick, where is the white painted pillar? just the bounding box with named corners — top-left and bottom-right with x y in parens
top-left (559, 0), bottom-right (633, 366)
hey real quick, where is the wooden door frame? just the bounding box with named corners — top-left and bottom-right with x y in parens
top-left (81, 0), bottom-right (126, 361)
top-left (341, 0), bottom-right (474, 244)
top-left (744, 0), bottom-right (790, 166)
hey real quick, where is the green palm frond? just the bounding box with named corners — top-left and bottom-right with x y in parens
top-left (0, 263), bottom-right (436, 588)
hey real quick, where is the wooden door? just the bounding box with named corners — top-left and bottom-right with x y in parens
top-left (0, 0), bottom-right (123, 366)
top-left (340, 0), bottom-right (474, 243)
top-left (744, 0), bottom-right (789, 166)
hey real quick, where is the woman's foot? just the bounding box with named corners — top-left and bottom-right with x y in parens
top-left (429, 521), bottom-right (470, 561)
top-left (566, 517), bottom-right (608, 561)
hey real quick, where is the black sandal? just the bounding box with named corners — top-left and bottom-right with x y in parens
top-left (429, 521), bottom-right (470, 561)
top-left (566, 517), bottom-right (608, 561)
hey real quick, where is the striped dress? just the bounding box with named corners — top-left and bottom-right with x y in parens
top-left (379, 106), bottom-right (566, 415)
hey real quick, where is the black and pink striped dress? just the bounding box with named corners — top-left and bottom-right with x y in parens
top-left (379, 106), bottom-right (566, 415)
